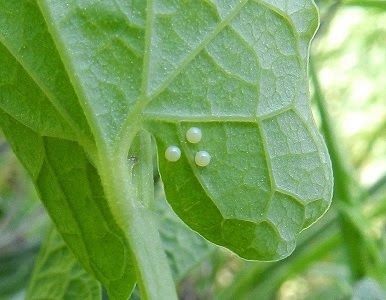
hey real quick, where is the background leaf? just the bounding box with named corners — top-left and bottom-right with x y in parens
top-left (0, 110), bottom-right (136, 300)
top-left (26, 226), bottom-right (101, 300)
top-left (156, 183), bottom-right (215, 281)
top-left (0, 3), bottom-right (137, 298)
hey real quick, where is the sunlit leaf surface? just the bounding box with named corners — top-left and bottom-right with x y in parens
top-left (0, 0), bottom-right (332, 298)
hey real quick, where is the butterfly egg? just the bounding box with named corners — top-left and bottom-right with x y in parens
top-left (165, 146), bottom-right (181, 162)
top-left (186, 127), bottom-right (202, 144)
top-left (195, 151), bottom-right (211, 167)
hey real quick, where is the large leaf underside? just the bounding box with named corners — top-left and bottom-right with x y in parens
top-left (0, 1), bottom-right (333, 298)
top-left (36, 0), bottom-right (332, 260)
top-left (146, 1), bottom-right (333, 260)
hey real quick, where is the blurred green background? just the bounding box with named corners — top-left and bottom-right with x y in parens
top-left (1, 1), bottom-right (385, 299)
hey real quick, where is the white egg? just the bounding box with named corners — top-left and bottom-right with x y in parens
top-left (186, 127), bottom-right (202, 144)
top-left (165, 146), bottom-right (181, 162)
top-left (195, 151), bottom-right (211, 167)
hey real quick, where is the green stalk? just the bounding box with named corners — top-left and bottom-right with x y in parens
top-left (344, 0), bottom-right (386, 9)
top-left (364, 172), bottom-right (386, 218)
top-left (310, 60), bottom-right (382, 281)
top-left (100, 130), bottom-right (177, 300)
top-left (354, 121), bottom-right (386, 168)
top-left (366, 173), bottom-right (386, 198)
top-left (309, 62), bottom-right (353, 205)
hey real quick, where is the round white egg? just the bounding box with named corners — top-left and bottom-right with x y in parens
top-left (195, 151), bottom-right (211, 167)
top-left (186, 127), bottom-right (202, 144)
top-left (165, 146), bottom-right (181, 162)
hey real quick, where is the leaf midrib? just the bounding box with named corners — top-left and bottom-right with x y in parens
top-left (120, 0), bottom-right (307, 153)
top-left (143, 104), bottom-right (298, 123)
top-left (117, 0), bottom-right (250, 152)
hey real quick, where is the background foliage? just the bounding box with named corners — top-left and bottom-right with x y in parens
top-left (0, 0), bottom-right (385, 299)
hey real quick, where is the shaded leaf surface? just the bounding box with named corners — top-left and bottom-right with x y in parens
top-left (0, 1), bottom-right (333, 298)
top-left (0, 109), bottom-right (136, 299)
top-left (156, 184), bottom-right (215, 281)
top-left (0, 2), bottom-right (136, 298)
top-left (26, 227), bottom-right (101, 300)
top-left (0, 0), bottom-right (93, 148)
top-left (36, 0), bottom-right (332, 261)
top-left (0, 44), bottom-right (75, 141)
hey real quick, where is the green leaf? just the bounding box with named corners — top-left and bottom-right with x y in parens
top-left (26, 227), bottom-right (101, 300)
top-left (0, 110), bottom-right (136, 299)
top-left (156, 184), bottom-right (215, 281)
top-left (0, 43), bottom-right (75, 141)
top-left (145, 1), bottom-right (333, 260)
top-left (0, 0), bottom-right (94, 151)
top-left (0, 0), bottom-right (333, 297)
top-left (37, 0), bottom-right (147, 148)
top-left (35, 0), bottom-right (332, 262)
top-left (0, 3), bottom-right (137, 298)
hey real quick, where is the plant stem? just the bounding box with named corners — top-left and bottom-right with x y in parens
top-left (367, 173), bottom-right (386, 199)
top-left (354, 120), bottom-right (386, 168)
top-left (100, 130), bottom-right (177, 300)
top-left (344, 0), bottom-right (386, 9)
top-left (309, 62), bottom-right (353, 205)
top-left (310, 60), bottom-right (383, 281)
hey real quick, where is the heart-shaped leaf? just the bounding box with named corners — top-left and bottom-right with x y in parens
top-left (145, 1), bottom-right (333, 260)
top-left (0, 0), bottom-right (333, 298)
top-left (36, 0), bottom-right (332, 262)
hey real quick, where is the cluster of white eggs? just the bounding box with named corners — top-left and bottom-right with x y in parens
top-left (165, 127), bottom-right (211, 167)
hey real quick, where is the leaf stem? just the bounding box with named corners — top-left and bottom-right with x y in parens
top-left (100, 131), bottom-right (177, 300)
